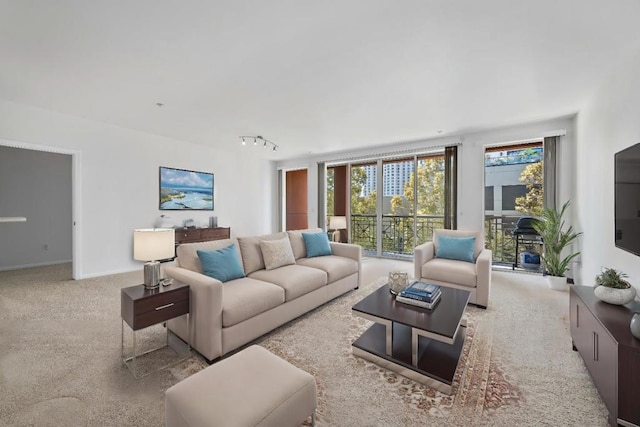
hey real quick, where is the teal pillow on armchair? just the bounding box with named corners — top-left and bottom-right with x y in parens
top-left (435, 236), bottom-right (476, 263)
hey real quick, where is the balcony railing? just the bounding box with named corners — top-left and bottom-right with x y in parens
top-left (350, 214), bottom-right (444, 256)
top-left (349, 213), bottom-right (523, 265)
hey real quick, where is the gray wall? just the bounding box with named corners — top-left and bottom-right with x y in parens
top-left (0, 146), bottom-right (72, 269)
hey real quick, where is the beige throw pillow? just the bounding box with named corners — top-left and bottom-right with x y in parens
top-left (259, 237), bottom-right (296, 271)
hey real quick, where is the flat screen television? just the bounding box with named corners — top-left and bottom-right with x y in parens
top-left (615, 142), bottom-right (640, 256)
top-left (159, 166), bottom-right (214, 210)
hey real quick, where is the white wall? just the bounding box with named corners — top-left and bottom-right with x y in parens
top-left (575, 50), bottom-right (640, 293)
top-left (0, 146), bottom-right (72, 269)
top-left (278, 116), bottom-right (575, 236)
top-left (0, 100), bottom-right (276, 278)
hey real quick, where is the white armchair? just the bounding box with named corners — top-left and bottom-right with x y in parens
top-left (414, 229), bottom-right (492, 308)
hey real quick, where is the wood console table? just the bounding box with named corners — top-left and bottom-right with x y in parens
top-left (570, 285), bottom-right (640, 427)
top-left (172, 227), bottom-right (230, 256)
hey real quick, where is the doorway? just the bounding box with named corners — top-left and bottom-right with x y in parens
top-left (484, 141), bottom-right (543, 270)
top-left (285, 169), bottom-right (308, 231)
top-left (0, 139), bottom-right (81, 279)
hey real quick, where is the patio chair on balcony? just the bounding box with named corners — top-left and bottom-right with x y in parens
top-left (414, 229), bottom-right (492, 308)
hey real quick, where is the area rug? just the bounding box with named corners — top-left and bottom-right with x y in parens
top-left (167, 278), bottom-right (492, 425)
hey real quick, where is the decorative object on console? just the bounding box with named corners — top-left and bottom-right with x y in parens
top-left (328, 216), bottom-right (347, 243)
top-left (532, 200), bottom-right (582, 291)
top-left (159, 166), bottom-right (214, 211)
top-left (388, 271), bottom-right (409, 295)
top-left (593, 267), bottom-right (637, 305)
top-left (154, 214), bottom-right (174, 228)
top-left (209, 216), bottom-right (217, 227)
top-left (239, 135), bottom-right (279, 151)
top-left (133, 228), bottom-right (175, 289)
top-left (631, 313), bottom-right (640, 340)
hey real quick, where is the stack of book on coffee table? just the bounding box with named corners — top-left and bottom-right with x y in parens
top-left (396, 281), bottom-right (441, 309)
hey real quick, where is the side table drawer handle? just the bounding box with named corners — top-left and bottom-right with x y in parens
top-left (155, 303), bottom-right (175, 311)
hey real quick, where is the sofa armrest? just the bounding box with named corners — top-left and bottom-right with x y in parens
top-left (475, 249), bottom-right (492, 308)
top-left (414, 242), bottom-right (435, 280)
top-left (165, 266), bottom-right (224, 361)
top-left (330, 242), bottom-right (363, 288)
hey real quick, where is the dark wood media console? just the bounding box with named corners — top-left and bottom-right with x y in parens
top-left (570, 285), bottom-right (640, 427)
top-left (174, 226), bottom-right (230, 245)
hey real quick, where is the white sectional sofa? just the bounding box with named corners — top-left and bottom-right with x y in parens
top-left (165, 228), bottom-right (362, 362)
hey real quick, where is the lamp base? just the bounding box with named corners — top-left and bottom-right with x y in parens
top-left (143, 261), bottom-right (161, 289)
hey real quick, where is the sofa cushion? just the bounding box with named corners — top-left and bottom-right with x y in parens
top-left (238, 232), bottom-right (288, 275)
top-left (421, 258), bottom-right (477, 288)
top-left (302, 232), bottom-right (332, 258)
top-left (197, 244), bottom-right (246, 282)
top-left (249, 264), bottom-right (327, 301)
top-left (435, 235), bottom-right (476, 263)
top-left (260, 237), bottom-right (296, 271)
top-left (433, 229), bottom-right (484, 261)
top-left (287, 228), bottom-right (323, 260)
top-left (177, 238), bottom-right (239, 274)
top-left (297, 255), bottom-right (358, 283)
top-left (221, 277), bottom-right (285, 327)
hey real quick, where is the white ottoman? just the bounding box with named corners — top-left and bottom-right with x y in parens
top-left (165, 345), bottom-right (317, 427)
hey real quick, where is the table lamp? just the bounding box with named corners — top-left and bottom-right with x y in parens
top-left (133, 228), bottom-right (175, 289)
top-left (329, 216), bottom-right (347, 242)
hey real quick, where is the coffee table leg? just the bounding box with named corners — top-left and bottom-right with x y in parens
top-left (386, 321), bottom-right (393, 356)
top-left (412, 328), bottom-right (418, 366)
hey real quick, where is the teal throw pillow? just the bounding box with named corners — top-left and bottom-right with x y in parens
top-left (197, 244), bottom-right (246, 282)
top-left (436, 236), bottom-right (476, 263)
top-left (302, 232), bottom-right (332, 258)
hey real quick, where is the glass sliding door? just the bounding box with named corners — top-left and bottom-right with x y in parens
top-left (415, 154), bottom-right (446, 246)
top-left (383, 158), bottom-right (415, 257)
top-left (350, 163), bottom-right (377, 255)
top-left (325, 147), bottom-right (456, 258)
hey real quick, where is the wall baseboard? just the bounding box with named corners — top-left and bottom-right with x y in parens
top-left (79, 268), bottom-right (139, 280)
top-left (0, 259), bottom-right (72, 272)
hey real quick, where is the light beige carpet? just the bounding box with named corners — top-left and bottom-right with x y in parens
top-left (0, 264), bottom-right (608, 426)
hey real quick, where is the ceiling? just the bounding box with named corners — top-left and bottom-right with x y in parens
top-left (1, 0), bottom-right (639, 160)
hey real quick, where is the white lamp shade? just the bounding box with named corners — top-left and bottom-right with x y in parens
top-left (133, 228), bottom-right (175, 261)
top-left (329, 216), bottom-right (347, 230)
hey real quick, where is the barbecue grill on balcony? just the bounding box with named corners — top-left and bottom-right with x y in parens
top-left (512, 216), bottom-right (542, 270)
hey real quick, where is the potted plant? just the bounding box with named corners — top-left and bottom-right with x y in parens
top-left (593, 267), bottom-right (637, 305)
top-left (532, 200), bottom-right (582, 290)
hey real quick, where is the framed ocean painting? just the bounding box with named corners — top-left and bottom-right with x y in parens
top-left (159, 166), bottom-right (214, 210)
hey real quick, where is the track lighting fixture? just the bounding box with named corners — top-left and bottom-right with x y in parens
top-left (239, 135), bottom-right (279, 152)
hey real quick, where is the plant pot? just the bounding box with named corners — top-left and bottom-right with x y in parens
top-left (546, 275), bottom-right (569, 291)
top-left (593, 285), bottom-right (637, 305)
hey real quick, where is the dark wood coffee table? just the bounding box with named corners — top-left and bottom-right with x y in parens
top-left (352, 284), bottom-right (471, 394)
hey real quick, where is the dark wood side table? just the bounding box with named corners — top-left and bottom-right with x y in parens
top-left (121, 282), bottom-right (190, 379)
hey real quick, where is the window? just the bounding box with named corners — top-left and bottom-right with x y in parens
top-left (485, 186), bottom-right (494, 211)
top-left (501, 185), bottom-right (527, 210)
